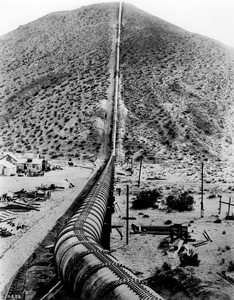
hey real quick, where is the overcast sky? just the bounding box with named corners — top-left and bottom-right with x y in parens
top-left (0, 0), bottom-right (234, 47)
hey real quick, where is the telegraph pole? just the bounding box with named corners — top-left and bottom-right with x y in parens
top-left (138, 156), bottom-right (143, 187)
top-left (201, 162), bottom-right (204, 218)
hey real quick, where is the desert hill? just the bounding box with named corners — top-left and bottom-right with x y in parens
top-left (119, 4), bottom-right (234, 163)
top-left (0, 2), bottom-right (119, 160)
top-left (1, 3), bottom-right (234, 162)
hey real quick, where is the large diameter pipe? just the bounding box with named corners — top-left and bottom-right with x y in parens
top-left (54, 155), bottom-right (164, 299)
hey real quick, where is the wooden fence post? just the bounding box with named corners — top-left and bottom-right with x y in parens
top-left (227, 197), bottom-right (231, 217)
top-left (218, 195), bottom-right (222, 215)
top-left (138, 156), bottom-right (143, 188)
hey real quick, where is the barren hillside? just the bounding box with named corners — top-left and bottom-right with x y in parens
top-left (0, 3), bottom-right (118, 159)
top-left (1, 3), bottom-right (234, 162)
top-left (119, 4), bottom-right (234, 163)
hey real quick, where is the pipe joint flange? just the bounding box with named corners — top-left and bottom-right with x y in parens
top-left (63, 249), bottom-right (99, 285)
top-left (75, 263), bottom-right (110, 295)
top-left (95, 278), bottom-right (140, 299)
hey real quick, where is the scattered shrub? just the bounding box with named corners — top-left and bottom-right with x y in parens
top-left (227, 260), bottom-right (234, 272)
top-left (158, 238), bottom-right (169, 249)
top-left (166, 191), bottom-right (195, 212)
top-left (162, 262), bottom-right (172, 271)
top-left (208, 194), bottom-right (216, 199)
top-left (179, 250), bottom-right (200, 267)
top-left (132, 189), bottom-right (161, 209)
top-left (147, 265), bottom-right (202, 294)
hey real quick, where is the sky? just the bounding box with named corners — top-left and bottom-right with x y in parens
top-left (0, 0), bottom-right (234, 47)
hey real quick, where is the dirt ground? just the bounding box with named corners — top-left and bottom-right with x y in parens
top-left (1, 157), bottom-right (234, 299)
top-left (0, 160), bottom-right (94, 298)
top-left (111, 158), bottom-right (234, 299)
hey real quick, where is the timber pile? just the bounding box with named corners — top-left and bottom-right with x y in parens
top-left (0, 189), bottom-right (50, 212)
top-left (0, 186), bottom-right (61, 237)
top-left (0, 184), bottom-right (68, 235)
top-left (0, 186), bottom-right (63, 215)
top-left (0, 183), bottom-right (71, 225)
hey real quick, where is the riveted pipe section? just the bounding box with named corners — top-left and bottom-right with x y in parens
top-left (54, 154), bottom-right (164, 299)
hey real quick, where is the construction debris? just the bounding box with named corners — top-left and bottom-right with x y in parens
top-left (217, 271), bottom-right (234, 285)
top-left (193, 240), bottom-right (208, 247)
top-left (37, 184), bottom-right (65, 191)
top-left (192, 229), bottom-right (213, 247)
top-left (0, 210), bottom-right (17, 223)
top-left (111, 225), bottom-right (123, 239)
top-left (203, 230), bottom-right (212, 242)
top-left (0, 185), bottom-right (64, 237)
top-left (0, 227), bottom-right (12, 237)
top-left (65, 179), bottom-right (75, 188)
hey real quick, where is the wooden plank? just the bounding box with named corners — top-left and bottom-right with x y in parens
top-left (203, 230), bottom-right (212, 242)
top-left (0, 217), bottom-right (16, 223)
top-left (111, 225), bottom-right (123, 228)
top-left (193, 240), bottom-right (207, 247)
top-left (220, 201), bottom-right (234, 206)
top-left (116, 227), bottom-right (123, 239)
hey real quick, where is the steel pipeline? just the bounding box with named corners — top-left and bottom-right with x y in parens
top-left (54, 2), bottom-right (164, 299)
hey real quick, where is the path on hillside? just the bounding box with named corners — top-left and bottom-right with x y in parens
top-left (101, 2), bottom-right (122, 159)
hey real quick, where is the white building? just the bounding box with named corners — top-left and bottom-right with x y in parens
top-left (1, 153), bottom-right (18, 164)
top-left (16, 158), bottom-right (44, 173)
top-left (0, 160), bottom-right (17, 176)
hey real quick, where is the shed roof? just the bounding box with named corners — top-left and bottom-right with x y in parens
top-left (2, 152), bottom-right (18, 161)
top-left (16, 158), bottom-right (43, 165)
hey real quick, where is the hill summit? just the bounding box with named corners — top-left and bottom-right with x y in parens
top-left (1, 3), bottom-right (234, 163)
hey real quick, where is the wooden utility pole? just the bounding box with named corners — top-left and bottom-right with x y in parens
top-left (228, 197), bottom-right (231, 217)
top-left (201, 162), bottom-right (204, 218)
top-left (138, 156), bottom-right (143, 187)
top-left (126, 185), bottom-right (129, 245)
top-left (218, 195), bottom-right (222, 214)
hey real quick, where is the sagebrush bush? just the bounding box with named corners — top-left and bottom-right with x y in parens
top-left (162, 262), bottom-right (172, 271)
top-left (179, 250), bottom-right (200, 267)
top-left (166, 191), bottom-right (195, 212)
top-left (227, 260), bottom-right (234, 272)
top-left (132, 189), bottom-right (161, 209)
top-left (158, 238), bottom-right (169, 249)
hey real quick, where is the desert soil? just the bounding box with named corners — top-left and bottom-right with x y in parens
top-left (0, 157), bottom-right (234, 299)
top-left (111, 158), bottom-right (234, 299)
top-left (0, 160), bottom-right (94, 298)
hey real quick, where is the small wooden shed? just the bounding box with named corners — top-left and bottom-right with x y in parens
top-left (0, 160), bottom-right (17, 176)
